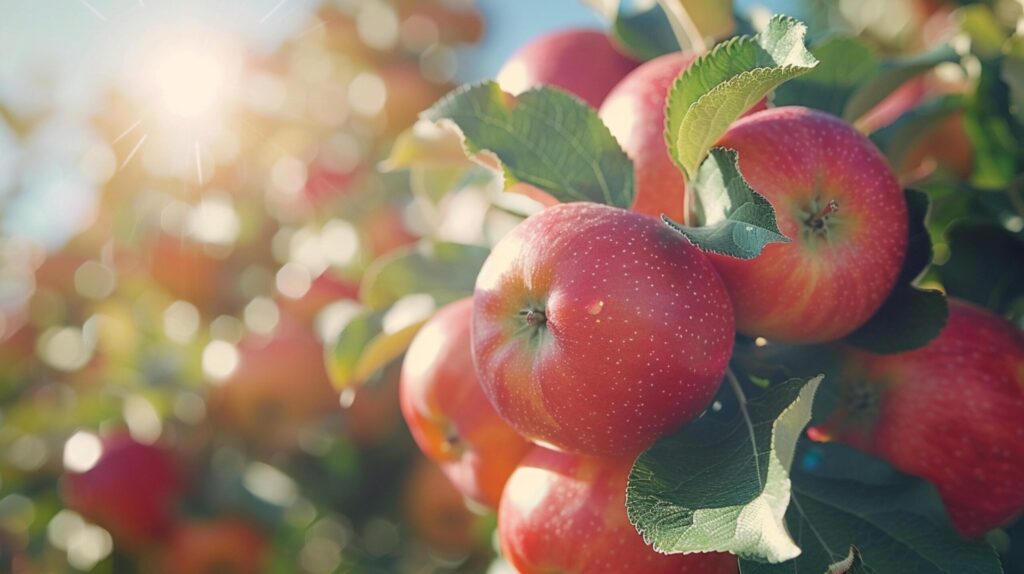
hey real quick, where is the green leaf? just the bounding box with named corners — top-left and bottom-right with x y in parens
top-left (422, 81), bottom-right (635, 208)
top-left (663, 147), bottom-right (789, 259)
top-left (773, 36), bottom-right (881, 118)
top-left (1002, 35), bottom-right (1024, 126)
top-left (665, 14), bottom-right (818, 178)
top-left (842, 44), bottom-right (960, 125)
top-left (965, 60), bottom-right (1019, 190)
top-left (612, 3), bottom-right (680, 61)
top-left (846, 189), bottom-right (948, 353)
top-left (627, 375), bottom-right (822, 562)
top-left (939, 220), bottom-right (1024, 314)
top-left (657, 0), bottom-right (735, 50)
top-left (326, 307), bottom-right (383, 390)
top-left (359, 242), bottom-right (489, 310)
top-left (844, 287), bottom-right (948, 354)
top-left (739, 443), bottom-right (1004, 574)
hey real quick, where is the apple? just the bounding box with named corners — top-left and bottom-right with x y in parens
top-left (275, 271), bottom-right (359, 326)
top-left (363, 203), bottom-right (418, 258)
top-left (599, 52), bottom-right (767, 222)
top-left (500, 446), bottom-right (739, 573)
top-left (148, 234), bottom-right (225, 310)
top-left (401, 298), bottom-right (532, 508)
top-left (61, 433), bottom-right (182, 548)
top-left (159, 518), bottom-right (268, 574)
top-left (402, 457), bottom-right (480, 556)
top-left (212, 318), bottom-right (340, 449)
top-left (708, 106), bottom-right (908, 343)
top-left (816, 299), bottom-right (1024, 537)
top-left (896, 110), bottom-right (972, 184)
top-left (473, 202), bottom-right (734, 455)
top-left (497, 29), bottom-right (638, 108)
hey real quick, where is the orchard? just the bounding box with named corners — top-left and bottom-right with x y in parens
top-left (0, 0), bottom-right (1023, 573)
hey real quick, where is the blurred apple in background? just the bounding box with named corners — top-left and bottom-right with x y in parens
top-left (61, 433), bottom-right (183, 549)
top-left (211, 318), bottom-right (340, 450)
top-left (158, 518), bottom-right (268, 574)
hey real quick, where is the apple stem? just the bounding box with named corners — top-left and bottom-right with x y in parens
top-left (806, 199), bottom-right (839, 231)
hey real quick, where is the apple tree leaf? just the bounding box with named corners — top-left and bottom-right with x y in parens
top-left (626, 375), bottom-right (822, 562)
top-left (740, 443), bottom-right (1004, 573)
top-left (665, 14), bottom-right (818, 178)
top-left (422, 81), bottom-right (635, 208)
top-left (846, 190), bottom-right (948, 353)
top-left (938, 220), bottom-right (1024, 314)
top-left (841, 44), bottom-right (960, 126)
top-left (663, 147), bottom-right (789, 259)
top-left (1002, 35), bottom-right (1024, 126)
top-left (359, 242), bottom-right (489, 310)
top-left (612, 3), bottom-right (681, 61)
top-left (325, 304), bottom-right (429, 391)
top-left (772, 36), bottom-right (881, 118)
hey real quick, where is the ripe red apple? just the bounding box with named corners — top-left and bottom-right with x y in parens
top-left (817, 299), bottom-right (1024, 537)
top-left (500, 446), bottom-right (739, 573)
top-left (212, 319), bottom-right (340, 449)
top-left (401, 298), bottom-right (532, 508)
top-left (599, 52), bottom-right (768, 222)
top-left (159, 518), bottom-right (268, 574)
top-left (402, 457), bottom-right (480, 555)
top-left (473, 202), bottom-right (734, 455)
top-left (497, 29), bottom-right (638, 108)
top-left (708, 106), bottom-right (907, 343)
top-left (61, 433), bottom-right (182, 548)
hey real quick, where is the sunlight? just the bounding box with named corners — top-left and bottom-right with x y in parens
top-left (148, 41), bottom-right (234, 120)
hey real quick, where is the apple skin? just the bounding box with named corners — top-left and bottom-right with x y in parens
top-left (212, 319), bottom-right (340, 449)
top-left (817, 299), bottom-right (1024, 538)
top-left (708, 106), bottom-right (908, 343)
top-left (159, 518), bottom-right (268, 574)
top-left (400, 298), bottom-right (532, 508)
top-left (599, 52), bottom-right (768, 222)
top-left (473, 202), bottom-right (734, 455)
top-left (497, 29), bottom-right (638, 108)
top-left (500, 446), bottom-right (739, 573)
top-left (61, 433), bottom-right (182, 548)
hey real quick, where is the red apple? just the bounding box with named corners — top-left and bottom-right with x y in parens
top-left (473, 202), bottom-right (734, 455)
top-left (212, 319), bottom-right (340, 449)
top-left (275, 271), bottom-right (359, 326)
top-left (403, 457), bottom-right (480, 555)
top-left (897, 110), bottom-right (972, 184)
top-left (709, 106), bottom-right (908, 343)
top-left (159, 518), bottom-right (268, 574)
top-left (401, 298), bottom-right (532, 508)
top-left (363, 203), bottom-right (418, 258)
top-left (599, 52), bottom-right (768, 222)
top-left (496, 29), bottom-right (638, 108)
top-left (500, 446), bottom-right (739, 573)
top-left (817, 299), bottom-right (1024, 537)
top-left (62, 433), bottom-right (182, 548)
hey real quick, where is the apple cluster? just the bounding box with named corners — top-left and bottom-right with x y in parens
top-left (399, 28), bottom-right (1024, 573)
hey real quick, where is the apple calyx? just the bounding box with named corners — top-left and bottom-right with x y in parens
top-left (521, 309), bottom-right (546, 326)
top-left (805, 199), bottom-right (840, 232)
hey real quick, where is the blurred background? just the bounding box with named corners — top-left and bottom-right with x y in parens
top-left (0, 0), bottom-right (1005, 572)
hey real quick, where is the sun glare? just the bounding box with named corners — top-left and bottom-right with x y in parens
top-left (148, 42), bottom-right (235, 120)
